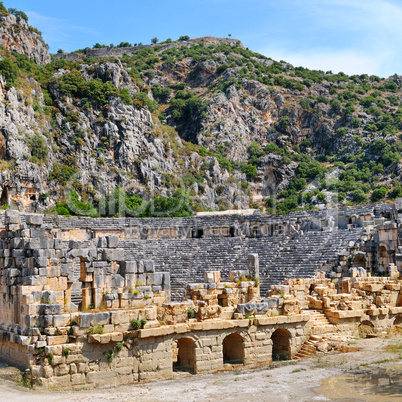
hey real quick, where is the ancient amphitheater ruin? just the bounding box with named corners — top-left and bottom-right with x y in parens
top-left (0, 202), bottom-right (401, 389)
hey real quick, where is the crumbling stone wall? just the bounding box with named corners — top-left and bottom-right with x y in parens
top-left (0, 312), bottom-right (310, 389)
top-left (0, 203), bottom-right (399, 301)
top-left (0, 204), bottom-right (400, 390)
top-left (0, 210), bottom-right (170, 329)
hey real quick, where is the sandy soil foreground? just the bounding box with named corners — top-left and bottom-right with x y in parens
top-left (0, 334), bottom-right (401, 401)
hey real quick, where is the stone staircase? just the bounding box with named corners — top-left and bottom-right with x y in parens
top-left (294, 334), bottom-right (322, 360)
top-left (295, 310), bottom-right (340, 360)
top-left (306, 309), bottom-right (336, 335)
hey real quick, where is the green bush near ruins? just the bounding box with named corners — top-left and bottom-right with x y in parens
top-left (131, 318), bottom-right (147, 330)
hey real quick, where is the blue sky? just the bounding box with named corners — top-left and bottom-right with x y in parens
top-left (8, 0), bottom-right (402, 77)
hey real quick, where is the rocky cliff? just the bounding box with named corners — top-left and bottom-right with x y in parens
top-left (0, 5), bottom-right (402, 216)
top-left (0, 11), bottom-right (50, 65)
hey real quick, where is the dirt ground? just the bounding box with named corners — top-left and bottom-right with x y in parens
top-left (0, 334), bottom-right (401, 401)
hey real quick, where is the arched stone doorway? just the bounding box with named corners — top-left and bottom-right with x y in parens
top-left (271, 328), bottom-right (291, 360)
top-left (173, 337), bottom-right (196, 373)
top-left (378, 245), bottom-right (388, 270)
top-left (353, 255), bottom-right (367, 269)
top-left (222, 333), bottom-right (244, 364)
top-left (358, 321), bottom-right (375, 338)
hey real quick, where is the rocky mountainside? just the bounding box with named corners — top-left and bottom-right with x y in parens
top-left (0, 7), bottom-right (50, 65)
top-left (0, 3), bottom-right (402, 217)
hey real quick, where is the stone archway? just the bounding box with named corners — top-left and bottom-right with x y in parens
top-left (173, 337), bottom-right (196, 373)
top-left (394, 315), bottom-right (402, 327)
top-left (0, 187), bottom-right (8, 206)
top-left (222, 332), bottom-right (244, 364)
top-left (271, 328), bottom-right (291, 360)
top-left (358, 321), bottom-right (375, 338)
top-left (353, 255), bottom-right (367, 269)
top-left (378, 245), bottom-right (388, 270)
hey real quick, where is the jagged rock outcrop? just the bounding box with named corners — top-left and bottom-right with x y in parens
top-left (0, 13), bottom-right (50, 64)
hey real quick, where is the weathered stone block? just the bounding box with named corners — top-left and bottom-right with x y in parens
top-left (92, 312), bottom-right (110, 326)
top-left (26, 214), bottom-right (43, 226)
top-left (87, 370), bottom-right (117, 385)
top-left (36, 257), bottom-right (48, 268)
top-left (97, 237), bottom-right (107, 248)
top-left (162, 272), bottom-right (171, 293)
top-left (143, 260), bottom-right (154, 273)
top-left (5, 209), bottom-right (20, 224)
top-left (47, 335), bottom-right (69, 346)
top-left (55, 364), bottom-right (69, 376)
top-left (78, 313), bottom-right (95, 328)
top-left (54, 239), bottom-right (67, 250)
top-left (137, 261), bottom-right (144, 274)
top-left (103, 249), bottom-right (124, 262)
top-left (120, 261), bottom-right (137, 274)
top-left (107, 235), bottom-right (119, 248)
top-left (69, 240), bottom-right (80, 249)
top-left (53, 314), bottom-right (71, 327)
top-left (71, 373), bottom-right (86, 385)
top-left (43, 365), bottom-right (53, 378)
top-left (77, 363), bottom-right (87, 374)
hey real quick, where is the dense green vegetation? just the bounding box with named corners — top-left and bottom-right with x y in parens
top-left (57, 71), bottom-right (118, 106)
top-left (28, 134), bottom-right (48, 162)
top-left (53, 188), bottom-right (194, 218)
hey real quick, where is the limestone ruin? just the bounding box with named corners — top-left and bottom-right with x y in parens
top-left (0, 203), bottom-right (401, 389)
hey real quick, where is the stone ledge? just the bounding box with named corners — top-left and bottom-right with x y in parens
top-left (254, 313), bottom-right (309, 326)
top-left (325, 310), bottom-right (363, 318)
top-left (138, 325), bottom-right (176, 339)
top-left (88, 332), bottom-right (123, 344)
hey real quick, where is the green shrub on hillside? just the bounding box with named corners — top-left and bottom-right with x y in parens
top-left (8, 8), bottom-right (28, 21)
top-left (0, 2), bottom-right (9, 16)
top-left (169, 91), bottom-right (207, 128)
top-left (240, 163), bottom-right (257, 178)
top-left (28, 134), bottom-right (48, 162)
top-left (48, 165), bottom-right (77, 184)
top-left (371, 187), bottom-right (388, 202)
top-left (0, 58), bottom-right (19, 86)
top-left (152, 84), bottom-right (172, 102)
top-left (278, 116), bottom-right (291, 130)
top-left (65, 191), bottom-right (99, 217)
top-left (119, 88), bottom-right (133, 105)
top-left (57, 72), bottom-right (118, 106)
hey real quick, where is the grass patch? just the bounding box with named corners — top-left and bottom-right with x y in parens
top-left (280, 361), bottom-right (297, 366)
top-left (313, 357), bottom-right (332, 369)
top-left (383, 342), bottom-right (402, 354)
top-left (291, 368), bottom-right (307, 373)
